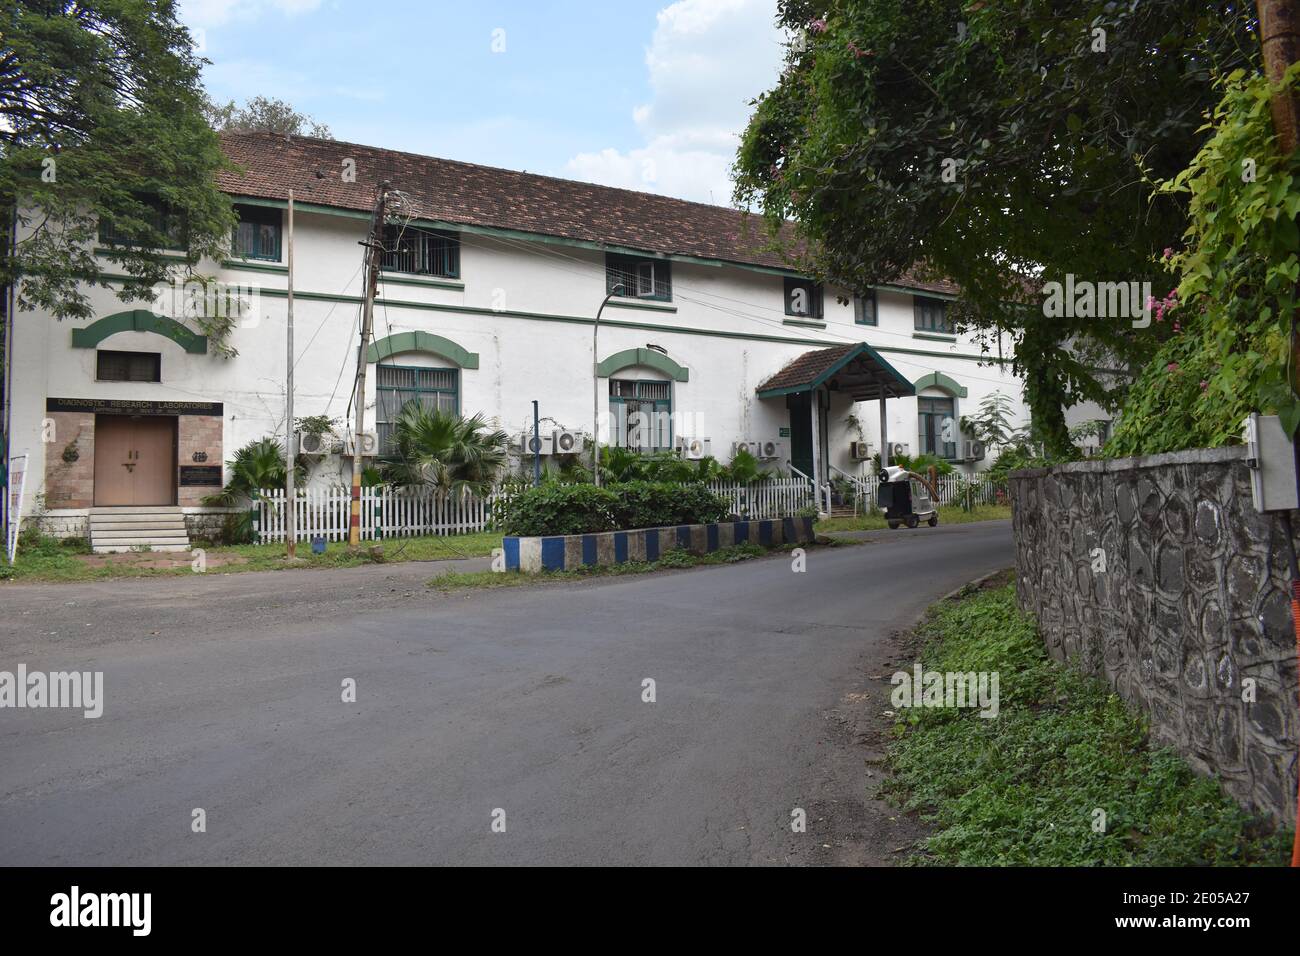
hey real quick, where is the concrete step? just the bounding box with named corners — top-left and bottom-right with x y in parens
top-left (90, 505), bottom-right (184, 515)
top-left (91, 528), bottom-right (188, 540)
top-left (88, 519), bottom-right (187, 532)
top-left (92, 543), bottom-right (191, 554)
top-left (88, 504), bottom-right (192, 555)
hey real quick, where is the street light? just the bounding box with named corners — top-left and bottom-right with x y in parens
top-left (592, 284), bottom-right (624, 488)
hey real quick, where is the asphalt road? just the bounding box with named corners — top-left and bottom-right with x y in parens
top-left (0, 520), bottom-right (1012, 866)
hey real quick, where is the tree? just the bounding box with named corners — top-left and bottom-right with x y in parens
top-left (205, 95), bottom-right (333, 139)
top-left (380, 404), bottom-right (509, 495)
top-left (734, 0), bottom-right (1258, 458)
top-left (960, 391), bottom-right (1025, 452)
top-left (0, 0), bottom-right (236, 322)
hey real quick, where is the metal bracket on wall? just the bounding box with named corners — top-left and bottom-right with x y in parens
top-left (1243, 412), bottom-right (1298, 513)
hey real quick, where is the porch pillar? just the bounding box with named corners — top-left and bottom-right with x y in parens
top-left (810, 387), bottom-right (824, 510)
top-left (879, 387), bottom-right (890, 468)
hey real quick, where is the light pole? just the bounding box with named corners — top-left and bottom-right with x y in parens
top-left (592, 284), bottom-right (623, 487)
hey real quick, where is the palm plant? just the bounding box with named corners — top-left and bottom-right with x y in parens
top-left (205, 437), bottom-right (305, 506)
top-left (203, 436), bottom-right (307, 542)
top-left (380, 402), bottom-right (509, 495)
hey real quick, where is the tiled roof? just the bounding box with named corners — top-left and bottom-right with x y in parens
top-left (757, 345), bottom-right (859, 393)
top-left (215, 131), bottom-right (958, 294)
top-left (756, 343), bottom-right (917, 400)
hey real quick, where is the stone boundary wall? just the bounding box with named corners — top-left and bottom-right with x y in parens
top-left (1009, 446), bottom-right (1298, 825)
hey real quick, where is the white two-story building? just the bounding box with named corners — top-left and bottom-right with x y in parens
top-left (4, 131), bottom-right (1029, 541)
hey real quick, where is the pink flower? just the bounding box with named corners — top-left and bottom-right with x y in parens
top-left (1163, 247), bottom-right (1174, 260)
top-left (809, 19), bottom-right (828, 33)
top-left (1167, 362), bottom-right (1179, 372)
top-left (1199, 380), bottom-right (1208, 390)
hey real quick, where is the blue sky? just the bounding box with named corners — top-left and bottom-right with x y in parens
top-left (180, 0), bottom-right (787, 206)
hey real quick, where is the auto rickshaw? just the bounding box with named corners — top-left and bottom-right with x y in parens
top-left (877, 465), bottom-right (939, 529)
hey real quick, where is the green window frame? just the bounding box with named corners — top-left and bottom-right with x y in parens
top-left (96, 349), bottom-right (161, 383)
top-left (376, 364), bottom-right (460, 452)
top-left (854, 290), bottom-right (877, 326)
top-left (382, 225), bottom-right (461, 278)
top-left (918, 395), bottom-right (958, 460)
top-left (784, 277), bottom-right (824, 319)
top-left (608, 379), bottom-right (673, 451)
top-left (606, 254), bottom-right (672, 301)
top-left (913, 296), bottom-right (953, 334)
top-left (231, 204), bottom-right (282, 261)
top-left (97, 194), bottom-right (187, 251)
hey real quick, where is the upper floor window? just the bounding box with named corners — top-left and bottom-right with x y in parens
top-left (98, 195), bottom-right (186, 251)
top-left (231, 204), bottom-right (282, 261)
top-left (854, 290), bottom-right (877, 326)
top-left (914, 296), bottom-right (953, 334)
top-left (784, 277), bottom-right (824, 319)
top-left (382, 225), bottom-right (460, 278)
top-left (606, 254), bottom-right (672, 301)
top-left (97, 350), bottom-right (161, 383)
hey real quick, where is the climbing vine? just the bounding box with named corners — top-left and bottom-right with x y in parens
top-left (1109, 66), bottom-right (1300, 456)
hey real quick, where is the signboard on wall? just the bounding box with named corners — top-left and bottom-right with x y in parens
top-left (178, 465), bottom-right (223, 487)
top-left (7, 453), bottom-right (28, 564)
top-left (46, 397), bottom-right (223, 417)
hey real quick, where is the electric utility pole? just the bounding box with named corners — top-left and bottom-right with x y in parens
top-left (349, 181), bottom-right (390, 548)
top-left (285, 190), bottom-right (296, 558)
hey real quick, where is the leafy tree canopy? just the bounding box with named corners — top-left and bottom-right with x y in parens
top-left (0, 0), bottom-right (235, 322)
top-left (205, 95), bottom-right (333, 139)
top-left (734, 0), bottom-right (1258, 457)
top-left (1108, 67), bottom-right (1300, 455)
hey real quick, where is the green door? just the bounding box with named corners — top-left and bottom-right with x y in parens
top-left (787, 393), bottom-right (813, 477)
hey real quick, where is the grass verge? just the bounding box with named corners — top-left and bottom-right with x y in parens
top-left (816, 503), bottom-right (1011, 534)
top-left (2, 531), bottom-right (502, 582)
top-left (882, 578), bottom-right (1292, 866)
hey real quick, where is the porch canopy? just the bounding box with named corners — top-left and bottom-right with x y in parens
top-left (755, 342), bottom-right (915, 402)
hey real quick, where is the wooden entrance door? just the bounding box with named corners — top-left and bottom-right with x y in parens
top-left (93, 415), bottom-right (177, 506)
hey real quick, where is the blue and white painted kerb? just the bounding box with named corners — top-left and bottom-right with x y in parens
top-left (502, 517), bottom-right (816, 573)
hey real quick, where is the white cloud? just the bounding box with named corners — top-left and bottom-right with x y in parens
top-left (563, 0), bottom-right (785, 206)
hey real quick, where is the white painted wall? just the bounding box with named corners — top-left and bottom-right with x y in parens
top-left (8, 203), bottom-right (1032, 518)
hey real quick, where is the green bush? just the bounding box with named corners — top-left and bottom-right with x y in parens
top-left (610, 481), bottom-right (730, 530)
top-left (496, 483), bottom-right (619, 536)
top-left (496, 481), bottom-right (730, 536)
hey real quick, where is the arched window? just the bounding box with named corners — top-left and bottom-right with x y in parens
top-left (376, 362), bottom-right (459, 452)
top-left (609, 376), bottom-right (672, 452)
top-left (912, 372), bottom-right (967, 461)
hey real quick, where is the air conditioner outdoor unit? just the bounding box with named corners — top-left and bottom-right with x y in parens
top-left (850, 441), bottom-right (873, 461)
top-left (341, 430), bottom-right (379, 457)
top-left (890, 442), bottom-right (910, 459)
top-left (964, 439), bottom-right (986, 462)
top-left (732, 440), bottom-right (757, 458)
top-left (296, 429), bottom-right (334, 457)
top-left (756, 439), bottom-right (784, 460)
top-left (521, 432), bottom-right (554, 456)
top-left (679, 437), bottom-right (711, 460)
top-left (552, 429), bottom-right (585, 455)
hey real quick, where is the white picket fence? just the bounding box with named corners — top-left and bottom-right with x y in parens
top-left (253, 473), bottom-right (1004, 543)
top-left (256, 486), bottom-right (498, 543)
top-left (704, 478), bottom-right (816, 519)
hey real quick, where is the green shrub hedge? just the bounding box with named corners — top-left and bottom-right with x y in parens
top-left (495, 481), bottom-right (730, 536)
